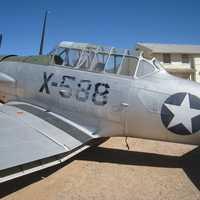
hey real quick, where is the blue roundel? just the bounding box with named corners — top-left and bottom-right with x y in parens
top-left (161, 92), bottom-right (200, 135)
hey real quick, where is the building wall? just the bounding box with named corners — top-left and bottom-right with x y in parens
top-left (150, 53), bottom-right (195, 81)
top-left (194, 55), bottom-right (200, 82)
top-left (151, 53), bottom-right (191, 68)
top-left (133, 44), bottom-right (200, 82)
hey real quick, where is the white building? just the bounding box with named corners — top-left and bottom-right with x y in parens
top-left (133, 43), bottom-right (200, 82)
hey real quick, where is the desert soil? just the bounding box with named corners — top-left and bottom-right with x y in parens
top-left (1, 136), bottom-right (200, 200)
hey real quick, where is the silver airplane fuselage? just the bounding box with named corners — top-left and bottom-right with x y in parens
top-left (0, 41), bottom-right (200, 145)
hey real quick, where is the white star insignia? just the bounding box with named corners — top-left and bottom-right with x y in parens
top-left (164, 93), bottom-right (200, 134)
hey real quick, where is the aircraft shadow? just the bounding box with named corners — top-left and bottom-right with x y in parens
top-left (0, 145), bottom-right (200, 198)
top-left (76, 146), bottom-right (200, 191)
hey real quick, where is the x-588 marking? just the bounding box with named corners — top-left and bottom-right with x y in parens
top-left (39, 72), bottom-right (110, 106)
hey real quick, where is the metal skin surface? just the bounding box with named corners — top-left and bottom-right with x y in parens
top-left (0, 41), bottom-right (200, 146)
top-left (1, 41), bottom-right (200, 183)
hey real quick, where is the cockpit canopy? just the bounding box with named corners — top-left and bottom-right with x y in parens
top-left (49, 41), bottom-right (164, 78)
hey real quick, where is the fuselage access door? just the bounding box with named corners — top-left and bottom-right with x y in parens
top-left (104, 75), bottom-right (132, 124)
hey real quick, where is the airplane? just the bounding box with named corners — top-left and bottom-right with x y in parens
top-left (0, 40), bottom-right (200, 183)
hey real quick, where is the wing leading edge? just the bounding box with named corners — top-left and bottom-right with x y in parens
top-left (0, 101), bottom-right (105, 183)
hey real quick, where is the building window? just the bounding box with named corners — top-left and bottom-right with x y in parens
top-left (182, 54), bottom-right (189, 63)
top-left (163, 53), bottom-right (171, 63)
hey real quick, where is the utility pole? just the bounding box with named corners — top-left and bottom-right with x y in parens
top-left (0, 34), bottom-right (2, 49)
top-left (39, 11), bottom-right (50, 55)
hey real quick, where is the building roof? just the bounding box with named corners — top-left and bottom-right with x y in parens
top-left (134, 43), bottom-right (200, 54)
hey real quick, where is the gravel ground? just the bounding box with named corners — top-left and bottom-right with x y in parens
top-left (1, 137), bottom-right (200, 200)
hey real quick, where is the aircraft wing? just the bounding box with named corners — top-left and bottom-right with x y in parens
top-left (0, 101), bottom-right (104, 183)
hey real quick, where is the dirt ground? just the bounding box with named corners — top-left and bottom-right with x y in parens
top-left (0, 136), bottom-right (200, 200)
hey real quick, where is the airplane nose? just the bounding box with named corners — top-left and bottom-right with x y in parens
top-left (160, 78), bottom-right (200, 136)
